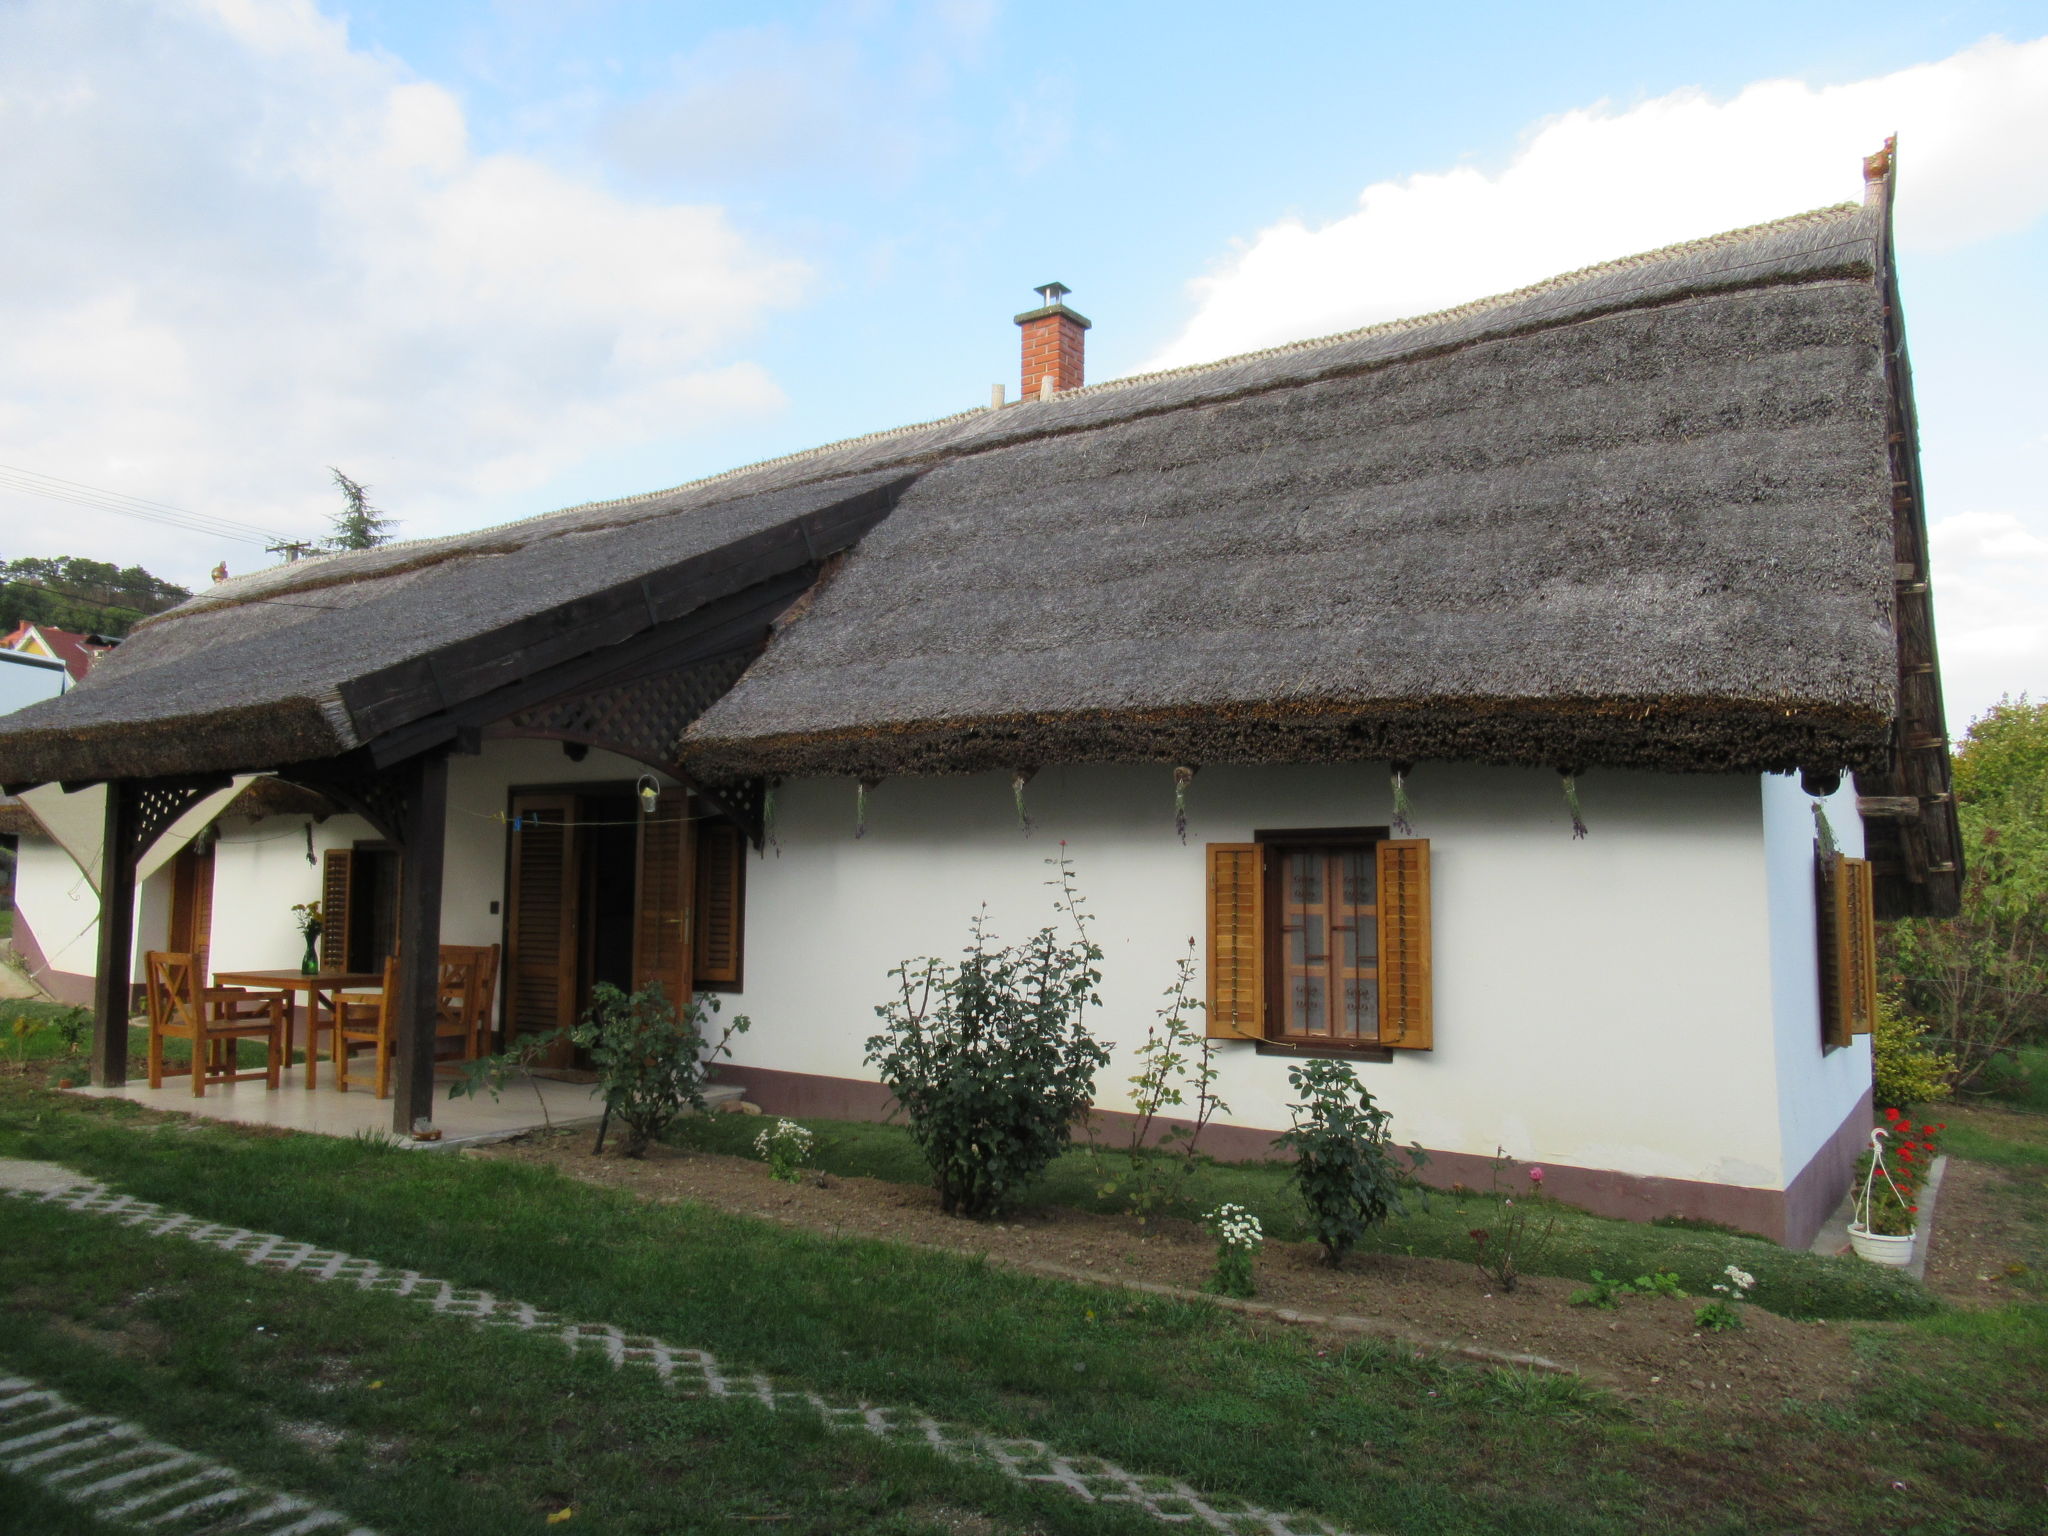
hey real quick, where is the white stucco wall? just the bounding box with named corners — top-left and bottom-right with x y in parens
top-left (206, 813), bottom-right (376, 975)
top-left (731, 762), bottom-right (1800, 1192)
top-left (1761, 770), bottom-right (1874, 1181)
top-left (13, 834), bottom-right (109, 980)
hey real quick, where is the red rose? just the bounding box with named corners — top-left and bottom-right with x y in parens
top-left (1884, 1107), bottom-right (1901, 1120)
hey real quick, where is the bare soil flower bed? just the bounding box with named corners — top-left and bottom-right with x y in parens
top-left (476, 1129), bottom-right (1868, 1408)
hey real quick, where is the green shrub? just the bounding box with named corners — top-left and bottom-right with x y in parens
top-left (1273, 1061), bottom-right (1417, 1268)
top-left (1872, 992), bottom-right (1955, 1109)
top-left (866, 869), bottom-right (1109, 1217)
top-left (569, 982), bottom-right (749, 1158)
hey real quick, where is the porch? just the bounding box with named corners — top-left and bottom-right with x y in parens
top-left (59, 1064), bottom-right (746, 1148)
top-left (63, 1070), bottom-right (615, 1149)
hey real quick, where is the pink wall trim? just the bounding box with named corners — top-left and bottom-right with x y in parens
top-left (715, 1062), bottom-right (1863, 1248)
top-left (6, 912), bottom-right (94, 1007)
top-left (1780, 1086), bottom-right (1876, 1250)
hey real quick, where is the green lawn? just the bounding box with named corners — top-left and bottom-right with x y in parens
top-left (1, 1063), bottom-right (2045, 1534)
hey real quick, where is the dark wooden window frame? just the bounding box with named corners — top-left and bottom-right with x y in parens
top-left (1252, 826), bottom-right (1395, 1063)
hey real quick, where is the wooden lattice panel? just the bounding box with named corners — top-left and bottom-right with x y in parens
top-left (506, 650), bottom-right (755, 769)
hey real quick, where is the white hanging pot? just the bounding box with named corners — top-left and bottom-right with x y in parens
top-left (1847, 1222), bottom-right (1915, 1266)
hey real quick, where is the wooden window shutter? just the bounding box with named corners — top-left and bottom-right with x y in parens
top-left (693, 816), bottom-right (745, 991)
top-left (1205, 843), bottom-right (1264, 1038)
top-left (633, 800), bottom-right (695, 1009)
top-left (319, 848), bottom-right (353, 971)
top-left (1835, 855), bottom-right (1880, 1037)
top-left (506, 795), bottom-right (580, 1037)
top-left (1376, 838), bottom-right (1433, 1050)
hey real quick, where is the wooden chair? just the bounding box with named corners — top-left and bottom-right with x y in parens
top-left (144, 952), bottom-right (287, 1096)
top-left (333, 946), bottom-right (495, 1098)
top-left (439, 943), bottom-right (500, 1060)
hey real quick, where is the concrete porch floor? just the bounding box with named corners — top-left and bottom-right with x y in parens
top-left (64, 1070), bottom-right (611, 1149)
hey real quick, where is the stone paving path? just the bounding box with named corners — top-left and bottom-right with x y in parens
top-left (2, 1159), bottom-right (1368, 1536)
top-left (0, 1371), bottom-right (379, 1535)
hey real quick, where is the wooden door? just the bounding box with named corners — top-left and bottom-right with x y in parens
top-left (168, 844), bottom-right (216, 982)
top-left (504, 794), bottom-right (580, 1051)
top-left (632, 799), bottom-right (695, 1011)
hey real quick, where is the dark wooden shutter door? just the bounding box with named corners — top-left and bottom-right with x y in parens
top-left (1376, 839), bottom-right (1433, 1049)
top-left (1206, 843), bottom-right (1264, 1038)
top-left (633, 800), bottom-right (695, 1010)
top-left (319, 848), bottom-right (353, 971)
top-left (505, 794), bottom-right (579, 1038)
top-left (169, 844), bottom-right (216, 981)
top-left (693, 816), bottom-right (745, 991)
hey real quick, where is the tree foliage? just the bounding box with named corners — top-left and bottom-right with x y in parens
top-left (0, 555), bottom-right (188, 637)
top-left (325, 468), bottom-right (397, 551)
top-left (1885, 695), bottom-right (2048, 1090)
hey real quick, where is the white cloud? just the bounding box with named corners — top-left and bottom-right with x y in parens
top-left (0, 0), bottom-right (808, 581)
top-left (1142, 35), bottom-right (2048, 371)
top-left (1929, 511), bottom-right (2048, 725)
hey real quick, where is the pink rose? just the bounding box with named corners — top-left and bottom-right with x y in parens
top-left (1528, 1166), bottom-right (1546, 1184)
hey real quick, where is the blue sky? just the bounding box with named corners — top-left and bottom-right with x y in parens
top-left (1, 0), bottom-right (2043, 721)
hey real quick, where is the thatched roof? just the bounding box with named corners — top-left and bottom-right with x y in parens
top-left (0, 196), bottom-right (1932, 804)
top-left (686, 202), bottom-right (1902, 780)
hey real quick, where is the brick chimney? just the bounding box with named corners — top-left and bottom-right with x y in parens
top-left (1014, 282), bottom-right (1090, 400)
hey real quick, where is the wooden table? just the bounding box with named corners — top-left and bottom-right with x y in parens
top-left (213, 969), bottom-right (381, 1090)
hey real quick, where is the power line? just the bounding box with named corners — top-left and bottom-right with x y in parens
top-left (0, 462), bottom-right (300, 547)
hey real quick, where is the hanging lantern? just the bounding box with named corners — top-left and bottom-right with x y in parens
top-left (637, 775), bottom-right (661, 815)
top-left (1012, 767), bottom-right (1036, 837)
top-left (1172, 765), bottom-right (1198, 844)
top-left (1390, 761), bottom-right (1415, 837)
top-left (1558, 767), bottom-right (1588, 839)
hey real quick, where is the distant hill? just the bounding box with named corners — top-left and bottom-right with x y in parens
top-left (1, 556), bottom-right (191, 638)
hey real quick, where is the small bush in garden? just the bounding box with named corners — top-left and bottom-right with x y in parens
top-left (1570, 1269), bottom-right (1686, 1309)
top-left (1203, 1203), bottom-right (1262, 1299)
top-left (1272, 1061), bottom-right (1419, 1268)
top-left (1871, 994), bottom-right (1955, 1110)
top-left (1090, 938), bottom-right (1230, 1221)
top-left (866, 858), bottom-right (1109, 1218)
top-left (570, 982), bottom-right (750, 1158)
top-left (1852, 1108), bottom-right (1946, 1236)
top-left (1695, 1264), bottom-right (1756, 1331)
top-left (1467, 1152), bottom-right (1558, 1294)
top-left (755, 1119), bottom-right (815, 1183)
top-left (53, 1006), bottom-right (89, 1058)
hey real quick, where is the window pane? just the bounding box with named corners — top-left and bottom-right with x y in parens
top-left (1274, 842), bottom-right (1381, 1041)
top-left (1343, 977), bottom-right (1379, 1037)
top-left (1340, 850), bottom-right (1375, 907)
top-left (1292, 974), bottom-right (1327, 1035)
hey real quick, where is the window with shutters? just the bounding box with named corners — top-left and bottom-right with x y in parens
top-left (1206, 830), bottom-right (1432, 1055)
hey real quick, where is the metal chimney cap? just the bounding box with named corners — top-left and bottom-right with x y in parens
top-left (1034, 282), bottom-right (1072, 306)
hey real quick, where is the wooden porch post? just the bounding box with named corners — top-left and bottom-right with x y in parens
top-left (391, 749), bottom-right (450, 1136)
top-left (90, 782), bottom-right (137, 1088)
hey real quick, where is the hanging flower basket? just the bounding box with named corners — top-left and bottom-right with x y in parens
top-left (1846, 1222), bottom-right (1915, 1266)
top-left (1846, 1113), bottom-right (1943, 1267)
